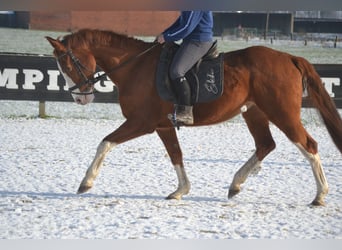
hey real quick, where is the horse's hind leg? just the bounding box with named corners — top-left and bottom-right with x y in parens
top-left (278, 122), bottom-right (328, 206)
top-left (294, 142), bottom-right (328, 206)
top-left (229, 106), bottom-right (276, 198)
top-left (156, 127), bottom-right (190, 200)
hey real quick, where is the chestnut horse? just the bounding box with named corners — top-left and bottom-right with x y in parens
top-left (46, 29), bottom-right (342, 206)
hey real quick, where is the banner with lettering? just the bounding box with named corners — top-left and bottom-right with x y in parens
top-left (0, 53), bottom-right (341, 107)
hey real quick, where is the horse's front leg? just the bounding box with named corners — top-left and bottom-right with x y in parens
top-left (77, 120), bottom-right (153, 194)
top-left (156, 128), bottom-right (190, 200)
top-left (77, 141), bottom-right (115, 194)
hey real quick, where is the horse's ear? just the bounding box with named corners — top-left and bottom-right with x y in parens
top-left (45, 36), bottom-right (66, 52)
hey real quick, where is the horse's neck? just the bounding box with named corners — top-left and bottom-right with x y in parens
top-left (90, 37), bottom-right (152, 84)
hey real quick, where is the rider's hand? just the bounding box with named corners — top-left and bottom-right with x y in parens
top-left (155, 34), bottom-right (165, 44)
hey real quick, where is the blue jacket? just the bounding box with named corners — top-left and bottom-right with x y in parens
top-left (162, 11), bottom-right (213, 42)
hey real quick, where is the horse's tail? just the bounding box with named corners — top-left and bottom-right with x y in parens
top-left (292, 56), bottom-right (342, 153)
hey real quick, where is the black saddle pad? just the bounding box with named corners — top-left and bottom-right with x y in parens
top-left (156, 42), bottom-right (224, 104)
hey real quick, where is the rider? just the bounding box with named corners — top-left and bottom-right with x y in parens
top-left (156, 11), bottom-right (214, 125)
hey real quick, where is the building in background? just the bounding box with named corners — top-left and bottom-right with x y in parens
top-left (294, 11), bottom-right (342, 33)
top-left (213, 11), bottom-right (342, 38)
top-left (0, 11), bottom-right (341, 37)
top-left (0, 11), bottom-right (179, 36)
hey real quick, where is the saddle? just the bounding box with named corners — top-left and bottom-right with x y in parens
top-left (155, 41), bottom-right (224, 104)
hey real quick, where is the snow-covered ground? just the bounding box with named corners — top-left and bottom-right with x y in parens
top-left (0, 27), bottom-right (341, 239)
top-left (0, 101), bottom-right (341, 239)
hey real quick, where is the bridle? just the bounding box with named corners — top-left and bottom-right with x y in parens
top-left (57, 43), bottom-right (159, 96)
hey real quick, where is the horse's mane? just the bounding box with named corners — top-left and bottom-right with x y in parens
top-left (60, 29), bottom-right (150, 50)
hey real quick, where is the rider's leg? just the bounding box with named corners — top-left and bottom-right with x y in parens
top-left (169, 40), bottom-right (213, 125)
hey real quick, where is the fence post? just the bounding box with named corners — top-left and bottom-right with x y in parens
top-left (39, 101), bottom-right (46, 118)
top-left (264, 12), bottom-right (269, 40)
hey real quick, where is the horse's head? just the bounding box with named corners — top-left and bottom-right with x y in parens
top-left (46, 36), bottom-right (96, 105)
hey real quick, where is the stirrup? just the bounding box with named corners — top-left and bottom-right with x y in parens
top-left (167, 106), bottom-right (193, 129)
top-left (167, 112), bottom-right (183, 130)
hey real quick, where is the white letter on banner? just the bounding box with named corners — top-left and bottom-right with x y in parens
top-left (23, 69), bottom-right (44, 90)
top-left (321, 77), bottom-right (340, 97)
top-left (47, 70), bottom-right (63, 91)
top-left (94, 72), bottom-right (114, 92)
top-left (0, 68), bottom-right (19, 89)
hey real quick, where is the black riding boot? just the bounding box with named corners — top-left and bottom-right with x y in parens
top-left (171, 77), bottom-right (194, 125)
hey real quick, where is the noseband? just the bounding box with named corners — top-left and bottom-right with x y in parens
top-left (57, 50), bottom-right (98, 95)
top-left (57, 43), bottom-right (159, 96)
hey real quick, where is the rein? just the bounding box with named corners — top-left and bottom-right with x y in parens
top-left (59, 43), bottom-right (159, 95)
top-left (91, 43), bottom-right (159, 85)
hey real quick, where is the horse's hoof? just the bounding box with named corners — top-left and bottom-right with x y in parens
top-left (166, 193), bottom-right (182, 200)
top-left (77, 185), bottom-right (92, 194)
top-left (311, 200), bottom-right (326, 207)
top-left (228, 189), bottom-right (240, 199)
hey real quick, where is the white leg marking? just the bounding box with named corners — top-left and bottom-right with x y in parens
top-left (79, 141), bottom-right (116, 190)
top-left (294, 143), bottom-right (328, 205)
top-left (240, 105), bottom-right (248, 113)
top-left (229, 153), bottom-right (261, 195)
top-left (167, 164), bottom-right (191, 200)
